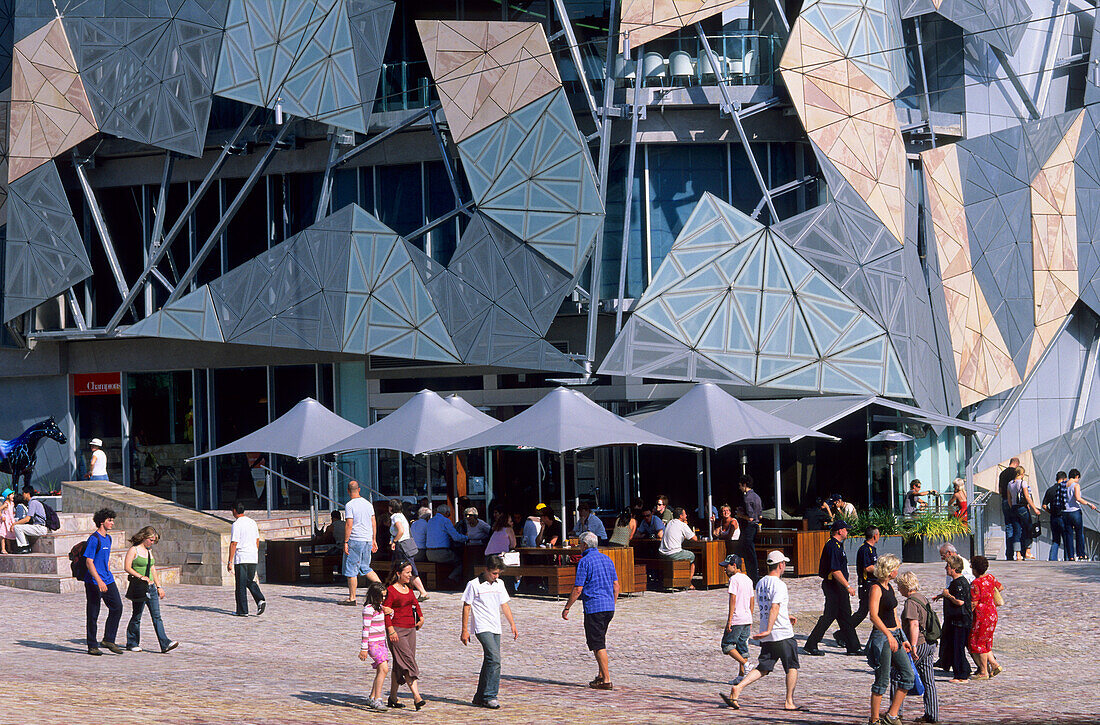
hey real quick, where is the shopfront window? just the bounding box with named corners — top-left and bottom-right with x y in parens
top-left (74, 379), bottom-right (122, 482)
top-left (212, 367), bottom-right (268, 510)
top-left (127, 372), bottom-right (195, 508)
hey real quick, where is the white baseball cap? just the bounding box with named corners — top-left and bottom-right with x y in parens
top-left (90, 438), bottom-right (103, 448)
top-left (766, 550), bottom-right (791, 565)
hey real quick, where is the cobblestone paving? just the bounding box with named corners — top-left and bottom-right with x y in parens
top-left (3, 562), bottom-right (1097, 724)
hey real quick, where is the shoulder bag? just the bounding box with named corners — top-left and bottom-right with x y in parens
top-left (992, 586), bottom-right (1005, 607)
top-left (125, 553), bottom-right (153, 601)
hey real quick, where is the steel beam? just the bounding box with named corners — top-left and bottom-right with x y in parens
top-left (583, 0), bottom-right (619, 369)
top-left (166, 120), bottom-right (295, 304)
top-left (406, 202), bottom-right (473, 243)
top-left (74, 158), bottom-right (130, 301)
top-left (696, 24), bottom-right (778, 220)
top-left (1035, 0), bottom-right (1070, 114)
top-left (913, 18), bottom-right (938, 148)
top-left (615, 45), bottom-right (643, 335)
top-left (106, 106), bottom-right (257, 334)
top-left (314, 131), bottom-right (340, 223)
top-left (550, 0), bottom-right (602, 130)
top-left (66, 289), bottom-right (87, 331)
top-left (427, 106), bottom-right (465, 209)
top-left (332, 105), bottom-right (436, 168)
top-left (991, 47), bottom-right (1041, 120)
top-left (146, 153), bottom-right (176, 312)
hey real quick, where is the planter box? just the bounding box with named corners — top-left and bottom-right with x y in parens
top-left (902, 535), bottom-right (971, 563)
top-left (843, 535), bottom-right (904, 562)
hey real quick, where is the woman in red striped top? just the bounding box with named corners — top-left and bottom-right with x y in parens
top-left (383, 561), bottom-right (426, 710)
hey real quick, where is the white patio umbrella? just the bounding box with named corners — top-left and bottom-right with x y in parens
top-left (438, 387), bottom-right (694, 537)
top-left (636, 383), bottom-right (837, 536)
top-left (444, 394), bottom-right (500, 428)
top-left (187, 397), bottom-right (363, 527)
top-left (308, 390), bottom-right (499, 516)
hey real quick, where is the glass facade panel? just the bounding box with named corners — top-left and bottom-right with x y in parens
top-left (127, 371), bottom-right (195, 508)
top-left (271, 365), bottom-right (318, 509)
top-left (647, 143), bottom-right (728, 272)
top-left (225, 178), bottom-right (269, 270)
top-left (377, 163), bottom-right (424, 238)
top-left (284, 173), bottom-right (324, 236)
top-left (212, 367), bottom-right (268, 510)
top-left (425, 160), bottom-right (459, 263)
top-left (600, 145), bottom-right (646, 299)
top-left (195, 180), bottom-right (224, 287)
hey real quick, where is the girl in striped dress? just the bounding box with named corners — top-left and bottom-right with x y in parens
top-left (359, 582), bottom-right (393, 712)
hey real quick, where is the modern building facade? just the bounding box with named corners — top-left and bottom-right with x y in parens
top-left (0, 0), bottom-right (1097, 553)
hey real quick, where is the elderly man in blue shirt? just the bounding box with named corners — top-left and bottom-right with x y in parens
top-left (425, 504), bottom-right (468, 585)
top-left (562, 532), bottom-right (619, 690)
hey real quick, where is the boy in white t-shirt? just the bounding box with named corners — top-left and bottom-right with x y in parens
top-left (228, 502), bottom-right (266, 617)
top-left (723, 550), bottom-right (802, 712)
top-left (461, 554), bottom-right (519, 710)
top-left (720, 554), bottom-right (755, 682)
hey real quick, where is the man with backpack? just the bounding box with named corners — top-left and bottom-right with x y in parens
top-left (81, 508), bottom-right (124, 655)
top-left (1043, 471), bottom-right (1068, 561)
top-left (12, 484), bottom-right (57, 553)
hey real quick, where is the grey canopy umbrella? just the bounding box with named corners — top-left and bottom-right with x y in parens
top-left (440, 387), bottom-right (693, 538)
top-left (636, 383), bottom-right (837, 536)
top-left (445, 394), bottom-right (500, 428)
top-left (188, 397), bottom-right (363, 527)
top-left (311, 389), bottom-right (497, 457)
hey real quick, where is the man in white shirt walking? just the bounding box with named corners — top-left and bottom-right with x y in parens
top-left (723, 550), bottom-right (803, 712)
top-left (658, 507), bottom-right (697, 589)
top-left (340, 480), bottom-right (380, 605)
top-left (227, 502), bottom-right (265, 616)
top-left (461, 554), bottom-right (519, 709)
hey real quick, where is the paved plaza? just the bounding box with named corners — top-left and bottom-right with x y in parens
top-left (3, 561), bottom-right (1096, 725)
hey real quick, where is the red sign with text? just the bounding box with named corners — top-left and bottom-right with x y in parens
top-left (72, 372), bottom-right (121, 396)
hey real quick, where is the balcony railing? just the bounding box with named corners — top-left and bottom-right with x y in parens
top-left (378, 61), bottom-right (435, 112)
top-left (597, 34), bottom-right (781, 87)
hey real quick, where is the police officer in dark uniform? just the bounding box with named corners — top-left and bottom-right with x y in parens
top-left (839, 526), bottom-right (879, 649)
top-left (802, 520), bottom-right (862, 656)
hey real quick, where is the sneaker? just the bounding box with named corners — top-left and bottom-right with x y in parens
top-left (100, 641), bottom-right (123, 654)
top-left (87, 646), bottom-right (102, 656)
top-left (256, 600), bottom-right (267, 616)
top-left (232, 612), bottom-right (249, 617)
top-left (882, 715), bottom-right (903, 725)
top-left (483, 699), bottom-right (501, 709)
top-left (367, 698), bottom-right (388, 712)
top-left (125, 645), bottom-right (142, 652)
top-left (162, 641), bottom-right (179, 653)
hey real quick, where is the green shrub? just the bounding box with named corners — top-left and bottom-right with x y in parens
top-left (900, 511), bottom-right (970, 542)
top-left (853, 508), bottom-right (902, 537)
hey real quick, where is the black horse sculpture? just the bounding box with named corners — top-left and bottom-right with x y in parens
top-left (0, 418), bottom-right (67, 488)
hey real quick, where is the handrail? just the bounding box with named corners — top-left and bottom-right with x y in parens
top-left (325, 460), bottom-right (386, 502)
top-left (258, 464), bottom-right (336, 535)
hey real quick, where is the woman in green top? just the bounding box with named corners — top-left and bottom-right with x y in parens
top-left (123, 526), bottom-right (179, 653)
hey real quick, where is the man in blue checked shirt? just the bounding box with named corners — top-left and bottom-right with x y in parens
top-left (562, 532), bottom-right (619, 690)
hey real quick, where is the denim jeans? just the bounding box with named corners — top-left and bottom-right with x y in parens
top-left (1048, 515), bottom-right (1064, 561)
top-left (867, 628), bottom-right (914, 695)
top-left (1005, 506), bottom-right (1030, 559)
top-left (234, 563), bottom-right (264, 615)
top-left (1062, 509), bottom-right (1084, 559)
top-left (475, 632), bottom-right (502, 701)
top-left (85, 581), bottom-right (123, 648)
top-left (126, 589), bottom-right (171, 651)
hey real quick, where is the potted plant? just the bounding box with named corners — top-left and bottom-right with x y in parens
top-left (844, 508), bottom-right (904, 559)
top-left (901, 511), bottom-right (971, 563)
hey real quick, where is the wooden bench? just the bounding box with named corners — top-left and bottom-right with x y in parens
top-left (637, 558), bottom-right (693, 590)
top-left (633, 563), bottom-right (647, 593)
top-left (308, 554), bottom-right (343, 583)
top-left (414, 560), bottom-right (459, 591)
top-left (509, 565), bottom-right (576, 596)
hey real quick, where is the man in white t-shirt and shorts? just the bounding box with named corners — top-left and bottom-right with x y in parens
top-left (228, 502), bottom-right (266, 616)
top-left (658, 507), bottom-right (698, 589)
top-left (340, 480), bottom-right (380, 605)
top-left (722, 550), bottom-right (803, 712)
top-left (721, 553), bottom-right (755, 683)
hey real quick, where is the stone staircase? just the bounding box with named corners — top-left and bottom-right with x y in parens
top-left (0, 513), bottom-right (181, 593)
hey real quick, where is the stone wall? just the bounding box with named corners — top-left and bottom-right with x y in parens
top-left (60, 480), bottom-right (232, 586)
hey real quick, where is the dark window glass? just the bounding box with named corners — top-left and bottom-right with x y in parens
top-left (195, 180), bottom-right (223, 287)
top-left (285, 172), bottom-right (323, 236)
top-left (225, 177), bottom-right (269, 270)
top-left (377, 163), bottom-right (423, 238)
top-left (127, 371), bottom-right (195, 508)
top-left (332, 168), bottom-right (359, 212)
top-left (600, 146), bottom-right (645, 299)
top-left (425, 160), bottom-right (458, 263)
top-left (212, 367), bottom-right (268, 510)
top-left (647, 144), bottom-right (728, 270)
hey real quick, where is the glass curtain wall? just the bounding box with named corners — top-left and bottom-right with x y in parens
top-left (126, 372), bottom-right (195, 507)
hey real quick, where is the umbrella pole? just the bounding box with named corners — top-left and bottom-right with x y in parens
top-left (773, 443), bottom-right (782, 520)
top-left (706, 449), bottom-right (714, 539)
top-left (560, 452), bottom-right (567, 545)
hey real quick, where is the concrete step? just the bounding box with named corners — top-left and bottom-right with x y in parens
top-left (57, 513), bottom-right (96, 533)
top-left (256, 517), bottom-right (312, 531)
top-left (0, 565), bottom-right (180, 594)
top-left (31, 530), bottom-right (127, 554)
top-left (261, 526), bottom-right (311, 540)
top-left (0, 550), bottom-right (125, 576)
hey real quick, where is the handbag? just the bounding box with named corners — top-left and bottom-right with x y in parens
top-left (993, 587), bottom-right (1005, 606)
top-left (501, 551), bottom-right (520, 567)
top-left (1029, 518), bottom-right (1041, 539)
top-left (125, 575), bottom-right (150, 600)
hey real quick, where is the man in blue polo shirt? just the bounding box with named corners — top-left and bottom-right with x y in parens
top-left (562, 532), bottom-right (619, 690)
top-left (83, 508), bottom-right (123, 655)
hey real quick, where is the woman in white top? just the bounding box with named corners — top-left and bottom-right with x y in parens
top-left (484, 509), bottom-right (517, 555)
top-left (388, 500), bottom-right (429, 602)
top-left (88, 438), bottom-right (108, 481)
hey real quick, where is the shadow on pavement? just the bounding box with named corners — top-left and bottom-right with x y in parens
top-left (646, 672), bottom-right (731, 686)
top-left (164, 604), bottom-right (236, 616)
top-left (294, 691), bottom-right (371, 711)
top-left (15, 639), bottom-right (85, 653)
top-left (501, 674), bottom-right (588, 689)
top-left (282, 595), bottom-right (340, 604)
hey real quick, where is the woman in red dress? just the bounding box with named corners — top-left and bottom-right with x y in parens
top-left (950, 478), bottom-right (968, 521)
top-left (967, 555), bottom-right (1004, 678)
